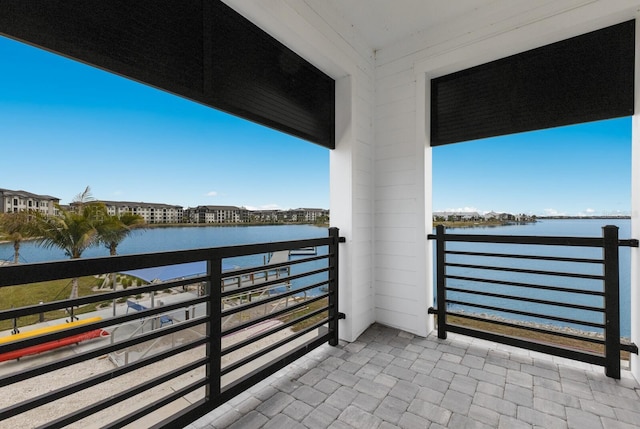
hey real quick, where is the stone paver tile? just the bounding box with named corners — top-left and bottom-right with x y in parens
top-left (507, 369), bottom-right (534, 388)
top-left (352, 392), bottom-right (381, 413)
top-left (534, 385), bottom-right (581, 408)
top-left (469, 403), bottom-right (500, 427)
top-left (449, 413), bottom-right (494, 429)
top-left (374, 372), bottom-right (399, 388)
top-left (314, 378), bottom-right (340, 395)
top-left (415, 385), bottom-right (444, 404)
top-left (292, 385), bottom-right (327, 407)
top-left (613, 407), bottom-right (640, 426)
top-left (256, 392), bottom-right (295, 417)
top-left (299, 368), bottom-right (330, 386)
top-left (263, 414), bottom-right (306, 429)
top-left (440, 389), bottom-right (472, 415)
top-left (450, 373), bottom-right (478, 396)
top-left (419, 348), bottom-right (443, 362)
top-left (325, 386), bottom-right (358, 411)
top-left (370, 352), bottom-right (395, 367)
top-left (340, 360), bottom-right (364, 374)
top-left (579, 398), bottom-right (616, 419)
top-left (469, 368), bottom-right (506, 387)
top-left (430, 367), bottom-right (455, 383)
top-left (562, 379), bottom-right (595, 400)
top-left (227, 411), bottom-right (268, 429)
top-left (283, 399), bottom-right (314, 421)
top-left (533, 397), bottom-right (566, 419)
top-left (601, 417), bottom-right (640, 429)
top-left (407, 399), bottom-right (451, 426)
top-left (520, 363), bottom-right (561, 381)
top-left (327, 369), bottom-right (360, 387)
top-left (383, 364), bottom-right (417, 382)
top-left (566, 407), bottom-right (604, 429)
top-left (374, 396), bottom-right (409, 424)
top-left (397, 412), bottom-right (431, 429)
top-left (436, 359), bottom-right (470, 376)
top-left (498, 415), bottom-right (534, 429)
top-left (518, 405), bottom-right (568, 429)
top-left (354, 378), bottom-right (392, 399)
top-left (461, 354), bottom-right (486, 370)
top-left (409, 358), bottom-right (435, 374)
top-left (440, 353), bottom-right (463, 364)
top-left (476, 380), bottom-right (503, 398)
top-left (338, 405), bottom-right (382, 429)
top-left (593, 391), bottom-right (640, 413)
top-left (505, 383), bottom-right (533, 407)
top-left (389, 379), bottom-right (420, 403)
top-left (472, 392), bottom-right (517, 417)
top-left (355, 363), bottom-right (384, 380)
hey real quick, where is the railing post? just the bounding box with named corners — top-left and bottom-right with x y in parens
top-left (207, 253), bottom-right (223, 400)
top-left (436, 225), bottom-right (447, 339)
top-left (603, 225), bottom-right (621, 379)
top-left (328, 227), bottom-right (340, 346)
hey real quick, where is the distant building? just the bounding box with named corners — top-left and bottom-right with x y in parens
top-left (0, 188), bottom-right (59, 216)
top-left (250, 209), bottom-right (284, 223)
top-left (289, 208), bottom-right (329, 222)
top-left (184, 205), bottom-right (249, 224)
top-left (433, 211), bottom-right (481, 221)
top-left (99, 201), bottom-right (183, 224)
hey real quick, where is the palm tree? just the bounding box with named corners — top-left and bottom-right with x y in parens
top-left (99, 212), bottom-right (145, 256)
top-left (31, 186), bottom-right (108, 299)
top-left (0, 210), bottom-right (34, 264)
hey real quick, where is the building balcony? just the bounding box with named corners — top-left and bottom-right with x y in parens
top-left (189, 323), bottom-right (640, 429)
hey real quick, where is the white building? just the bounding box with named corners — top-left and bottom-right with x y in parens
top-left (0, 188), bottom-right (59, 216)
top-left (185, 205), bottom-right (249, 224)
top-left (100, 200), bottom-right (183, 224)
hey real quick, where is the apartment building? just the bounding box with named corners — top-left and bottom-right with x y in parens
top-left (184, 205), bottom-right (249, 224)
top-left (0, 188), bottom-right (59, 215)
top-left (100, 201), bottom-right (183, 224)
top-left (289, 208), bottom-right (329, 222)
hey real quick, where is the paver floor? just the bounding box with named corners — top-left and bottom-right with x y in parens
top-left (186, 323), bottom-right (640, 429)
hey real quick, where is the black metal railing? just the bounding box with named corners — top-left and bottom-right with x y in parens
top-left (0, 228), bottom-right (344, 428)
top-left (428, 224), bottom-right (638, 379)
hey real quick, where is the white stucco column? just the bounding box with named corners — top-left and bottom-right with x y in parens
top-left (331, 74), bottom-right (376, 342)
top-left (630, 17), bottom-right (640, 383)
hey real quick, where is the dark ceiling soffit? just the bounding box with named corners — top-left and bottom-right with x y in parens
top-left (430, 20), bottom-right (635, 147)
top-left (0, 1), bottom-right (335, 149)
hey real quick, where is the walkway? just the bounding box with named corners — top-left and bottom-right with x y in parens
top-left (187, 323), bottom-right (640, 429)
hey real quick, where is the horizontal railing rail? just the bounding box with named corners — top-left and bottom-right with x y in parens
top-left (0, 228), bottom-right (345, 428)
top-left (428, 224), bottom-right (638, 379)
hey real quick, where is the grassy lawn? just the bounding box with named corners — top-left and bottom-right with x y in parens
top-left (0, 276), bottom-right (106, 332)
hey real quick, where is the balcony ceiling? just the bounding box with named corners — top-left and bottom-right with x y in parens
top-left (302, 0), bottom-right (637, 54)
top-left (319, 0), bottom-right (495, 51)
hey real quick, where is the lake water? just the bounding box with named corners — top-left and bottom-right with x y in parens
top-left (441, 218), bottom-right (632, 337)
top-left (0, 220), bottom-right (634, 336)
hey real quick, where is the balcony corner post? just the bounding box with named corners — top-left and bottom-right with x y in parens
top-left (603, 225), bottom-right (621, 379)
top-left (436, 225), bottom-right (447, 339)
top-left (207, 253), bottom-right (223, 400)
top-left (328, 227), bottom-right (340, 346)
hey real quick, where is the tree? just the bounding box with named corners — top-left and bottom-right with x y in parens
top-left (98, 212), bottom-right (145, 256)
top-left (0, 210), bottom-right (34, 264)
top-left (30, 186), bottom-right (108, 299)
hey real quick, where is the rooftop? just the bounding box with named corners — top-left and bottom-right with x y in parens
top-left (187, 323), bottom-right (640, 429)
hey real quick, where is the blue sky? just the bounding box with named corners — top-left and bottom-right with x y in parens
top-left (0, 36), bottom-right (329, 210)
top-left (432, 117), bottom-right (631, 217)
top-left (0, 36), bottom-right (632, 216)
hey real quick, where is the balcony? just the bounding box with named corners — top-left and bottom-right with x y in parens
top-left (188, 324), bottom-right (640, 429)
top-left (0, 230), bottom-right (344, 428)
top-left (2, 228), bottom-right (640, 428)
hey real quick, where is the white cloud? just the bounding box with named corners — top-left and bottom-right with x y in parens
top-left (444, 206), bottom-right (479, 213)
top-left (585, 208), bottom-right (595, 213)
top-left (206, 191), bottom-right (218, 197)
top-left (543, 208), bottom-right (566, 216)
